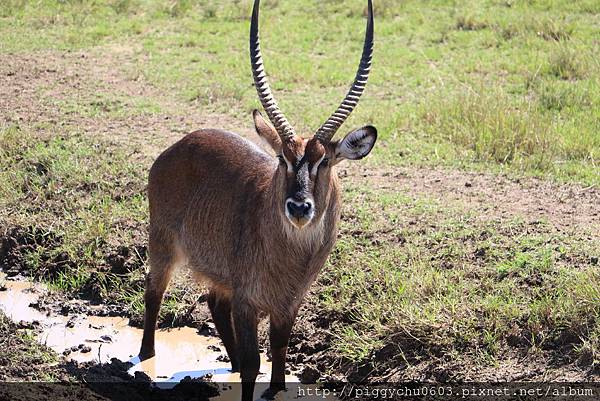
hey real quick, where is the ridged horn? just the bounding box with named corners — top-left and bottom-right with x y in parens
top-left (314, 0), bottom-right (374, 143)
top-left (250, 0), bottom-right (295, 140)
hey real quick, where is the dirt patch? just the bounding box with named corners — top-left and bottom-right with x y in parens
top-left (343, 165), bottom-right (599, 235)
top-left (0, 47), bottom-right (255, 157)
top-left (0, 226), bottom-right (133, 315)
top-left (289, 297), bottom-right (600, 384)
top-left (0, 224), bottom-right (210, 328)
top-left (64, 359), bottom-right (220, 401)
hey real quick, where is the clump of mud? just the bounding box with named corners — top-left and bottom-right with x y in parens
top-left (0, 226), bottom-right (65, 277)
top-left (0, 226), bottom-right (146, 278)
top-left (65, 358), bottom-right (220, 401)
top-left (0, 357), bottom-right (220, 401)
top-left (0, 225), bottom-right (147, 317)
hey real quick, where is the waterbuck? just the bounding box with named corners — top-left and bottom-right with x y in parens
top-left (139, 0), bottom-right (376, 399)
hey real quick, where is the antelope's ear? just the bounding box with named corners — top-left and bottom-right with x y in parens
top-left (253, 109), bottom-right (282, 153)
top-left (334, 126), bottom-right (377, 163)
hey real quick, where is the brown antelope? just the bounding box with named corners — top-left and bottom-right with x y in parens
top-left (139, 0), bottom-right (375, 399)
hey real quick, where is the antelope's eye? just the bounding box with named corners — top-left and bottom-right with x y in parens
top-left (276, 155), bottom-right (285, 165)
top-left (320, 157), bottom-right (330, 168)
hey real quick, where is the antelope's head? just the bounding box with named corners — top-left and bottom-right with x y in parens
top-left (250, 0), bottom-right (377, 229)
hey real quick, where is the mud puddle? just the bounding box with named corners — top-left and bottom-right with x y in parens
top-left (0, 274), bottom-right (335, 400)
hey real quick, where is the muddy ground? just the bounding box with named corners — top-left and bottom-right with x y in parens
top-left (0, 309), bottom-right (221, 400)
top-left (1, 46), bottom-right (599, 399)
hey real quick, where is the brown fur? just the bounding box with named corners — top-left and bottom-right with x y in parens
top-left (139, 128), bottom-right (344, 400)
top-left (145, 130), bottom-right (340, 316)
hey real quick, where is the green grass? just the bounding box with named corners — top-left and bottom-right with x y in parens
top-left (1, 0), bottom-right (598, 184)
top-left (0, 126), bottom-right (147, 309)
top-left (0, 125), bottom-right (201, 325)
top-left (53, 93), bottom-right (163, 119)
top-left (1, 0), bottom-right (599, 381)
top-left (0, 126), bottom-right (147, 248)
top-left (320, 183), bottom-right (600, 371)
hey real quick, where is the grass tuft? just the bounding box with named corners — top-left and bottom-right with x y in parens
top-left (532, 17), bottom-right (573, 41)
top-left (455, 14), bottom-right (488, 31)
top-left (546, 45), bottom-right (589, 80)
top-left (495, 16), bottom-right (573, 42)
top-left (420, 90), bottom-right (555, 168)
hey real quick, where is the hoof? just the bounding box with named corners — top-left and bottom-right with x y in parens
top-left (262, 385), bottom-right (286, 400)
top-left (139, 348), bottom-right (155, 361)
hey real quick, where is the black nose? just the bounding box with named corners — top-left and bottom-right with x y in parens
top-left (287, 200), bottom-right (312, 218)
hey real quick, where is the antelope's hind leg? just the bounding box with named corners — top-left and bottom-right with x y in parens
top-left (139, 228), bottom-right (178, 360)
top-left (207, 289), bottom-right (239, 372)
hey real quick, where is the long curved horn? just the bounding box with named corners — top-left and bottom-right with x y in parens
top-left (250, 0), bottom-right (295, 140)
top-left (314, 0), bottom-right (374, 143)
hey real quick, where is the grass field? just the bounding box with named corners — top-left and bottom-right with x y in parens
top-left (2, 0), bottom-right (600, 183)
top-left (1, 0), bottom-right (599, 383)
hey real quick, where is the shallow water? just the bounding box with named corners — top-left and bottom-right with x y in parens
top-left (0, 274), bottom-right (336, 400)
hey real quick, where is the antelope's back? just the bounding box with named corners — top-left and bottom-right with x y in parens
top-left (148, 129), bottom-right (275, 236)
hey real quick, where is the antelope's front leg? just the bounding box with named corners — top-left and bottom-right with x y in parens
top-left (232, 300), bottom-right (260, 401)
top-left (263, 310), bottom-right (298, 399)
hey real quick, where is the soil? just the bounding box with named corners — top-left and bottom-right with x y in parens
top-left (346, 166), bottom-right (599, 235)
top-left (1, 46), bottom-right (599, 392)
top-left (0, 46), bottom-right (254, 155)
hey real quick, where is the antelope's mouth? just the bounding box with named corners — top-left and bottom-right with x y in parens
top-left (287, 215), bottom-right (312, 229)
